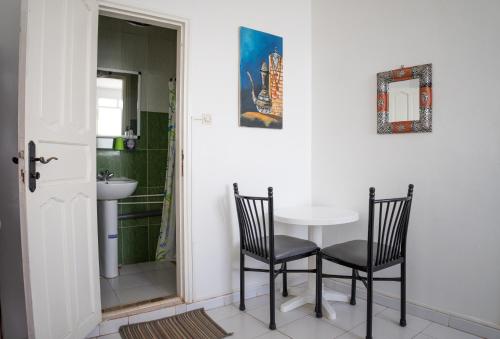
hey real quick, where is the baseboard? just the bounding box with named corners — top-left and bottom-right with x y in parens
top-left (323, 278), bottom-right (500, 339)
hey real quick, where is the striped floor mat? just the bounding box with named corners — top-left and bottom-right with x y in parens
top-left (119, 308), bottom-right (232, 339)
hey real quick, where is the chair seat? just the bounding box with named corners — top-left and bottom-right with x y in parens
top-left (321, 240), bottom-right (394, 268)
top-left (272, 235), bottom-right (318, 260)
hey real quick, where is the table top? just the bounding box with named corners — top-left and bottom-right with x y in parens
top-left (274, 205), bottom-right (359, 226)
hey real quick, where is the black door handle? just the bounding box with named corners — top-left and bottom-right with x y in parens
top-left (34, 156), bottom-right (58, 164)
top-left (12, 157), bottom-right (19, 164)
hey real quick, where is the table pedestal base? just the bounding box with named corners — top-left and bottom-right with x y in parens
top-left (274, 207), bottom-right (359, 320)
top-left (279, 284), bottom-right (348, 319)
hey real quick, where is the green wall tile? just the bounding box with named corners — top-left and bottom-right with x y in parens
top-left (147, 150), bottom-right (168, 187)
top-left (97, 150), bottom-right (122, 175)
top-left (121, 217), bottom-right (148, 228)
top-left (136, 111), bottom-right (148, 150)
top-left (148, 224), bottom-right (161, 261)
top-left (121, 150), bottom-right (148, 187)
top-left (147, 186), bottom-right (164, 213)
top-left (147, 112), bottom-right (169, 150)
top-left (120, 186), bottom-right (147, 216)
top-left (148, 216), bottom-right (162, 225)
top-left (122, 226), bottom-right (149, 264)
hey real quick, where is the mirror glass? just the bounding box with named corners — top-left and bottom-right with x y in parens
top-left (96, 69), bottom-right (140, 137)
top-left (387, 78), bottom-right (419, 122)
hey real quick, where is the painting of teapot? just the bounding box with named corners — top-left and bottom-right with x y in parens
top-left (246, 61), bottom-right (272, 114)
top-left (239, 27), bottom-right (283, 129)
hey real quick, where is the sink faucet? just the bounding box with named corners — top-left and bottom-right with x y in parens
top-left (98, 170), bottom-right (114, 182)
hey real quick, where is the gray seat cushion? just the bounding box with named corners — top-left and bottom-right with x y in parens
top-left (321, 240), bottom-right (390, 268)
top-left (272, 235), bottom-right (318, 260)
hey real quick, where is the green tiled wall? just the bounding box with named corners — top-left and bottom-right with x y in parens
top-left (97, 111), bottom-right (170, 265)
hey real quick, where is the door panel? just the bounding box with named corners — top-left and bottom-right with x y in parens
top-left (19, 0), bottom-right (100, 338)
top-left (37, 142), bottom-right (90, 183)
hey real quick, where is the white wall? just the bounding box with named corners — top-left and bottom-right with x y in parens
top-left (311, 0), bottom-right (500, 329)
top-left (105, 0), bottom-right (312, 301)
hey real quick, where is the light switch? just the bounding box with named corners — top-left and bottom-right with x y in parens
top-left (202, 113), bottom-right (212, 125)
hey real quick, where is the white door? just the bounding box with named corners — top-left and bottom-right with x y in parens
top-left (18, 0), bottom-right (101, 338)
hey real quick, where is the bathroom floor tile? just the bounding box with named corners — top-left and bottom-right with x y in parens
top-left (101, 260), bottom-right (177, 309)
top-left (118, 263), bottom-right (143, 275)
top-left (145, 266), bottom-right (175, 285)
top-left (138, 260), bottom-right (175, 272)
top-left (100, 287), bottom-right (120, 310)
top-left (115, 284), bottom-right (170, 305)
top-left (107, 272), bottom-right (152, 291)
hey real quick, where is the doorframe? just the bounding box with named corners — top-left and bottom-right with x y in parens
top-left (97, 1), bottom-right (193, 304)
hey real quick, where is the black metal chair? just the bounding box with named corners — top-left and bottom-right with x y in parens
top-left (233, 183), bottom-right (320, 330)
top-left (316, 185), bottom-right (414, 339)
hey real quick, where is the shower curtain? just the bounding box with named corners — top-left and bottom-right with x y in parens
top-left (156, 79), bottom-right (176, 261)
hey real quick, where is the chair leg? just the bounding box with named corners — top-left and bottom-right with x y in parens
top-left (350, 269), bottom-right (357, 305)
top-left (239, 253), bottom-right (245, 311)
top-left (400, 261), bottom-right (407, 327)
top-left (366, 269), bottom-right (373, 339)
top-left (282, 262), bottom-right (288, 297)
top-left (269, 264), bottom-right (276, 330)
top-left (315, 252), bottom-right (323, 318)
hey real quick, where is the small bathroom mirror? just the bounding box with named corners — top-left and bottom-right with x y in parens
top-left (96, 68), bottom-right (141, 138)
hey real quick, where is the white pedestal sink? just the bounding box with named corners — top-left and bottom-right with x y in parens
top-left (97, 178), bottom-right (138, 278)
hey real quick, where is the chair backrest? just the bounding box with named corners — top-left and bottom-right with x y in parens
top-left (233, 183), bottom-right (274, 260)
top-left (368, 184), bottom-right (414, 268)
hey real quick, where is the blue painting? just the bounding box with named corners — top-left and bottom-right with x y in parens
top-left (240, 27), bottom-right (283, 129)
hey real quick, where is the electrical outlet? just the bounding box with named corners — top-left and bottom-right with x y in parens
top-left (202, 113), bottom-right (212, 125)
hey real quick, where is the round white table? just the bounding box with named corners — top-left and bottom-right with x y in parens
top-left (275, 205), bottom-right (359, 320)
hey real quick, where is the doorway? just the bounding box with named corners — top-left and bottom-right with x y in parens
top-left (95, 6), bottom-right (191, 313)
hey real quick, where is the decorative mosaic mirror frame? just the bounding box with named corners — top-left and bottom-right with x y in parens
top-left (377, 63), bottom-right (432, 134)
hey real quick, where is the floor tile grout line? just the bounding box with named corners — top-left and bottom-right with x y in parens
top-left (243, 304), bottom-right (309, 332)
top-left (413, 322), bottom-right (435, 339)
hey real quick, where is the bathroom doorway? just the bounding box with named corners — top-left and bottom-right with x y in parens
top-left (95, 12), bottom-right (184, 313)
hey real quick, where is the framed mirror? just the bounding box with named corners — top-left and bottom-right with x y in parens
top-left (96, 68), bottom-right (141, 138)
top-left (377, 64), bottom-right (432, 134)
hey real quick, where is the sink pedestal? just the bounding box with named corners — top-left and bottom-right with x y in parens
top-left (97, 200), bottom-right (119, 278)
top-left (96, 177), bottom-right (138, 279)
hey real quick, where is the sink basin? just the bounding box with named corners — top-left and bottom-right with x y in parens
top-left (97, 177), bottom-right (138, 200)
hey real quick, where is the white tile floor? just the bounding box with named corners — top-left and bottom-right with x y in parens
top-left (93, 293), bottom-right (484, 339)
top-left (100, 261), bottom-right (176, 309)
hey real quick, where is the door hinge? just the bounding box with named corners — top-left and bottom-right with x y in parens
top-left (181, 150), bottom-right (184, 177)
top-left (13, 150), bottom-right (25, 183)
